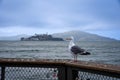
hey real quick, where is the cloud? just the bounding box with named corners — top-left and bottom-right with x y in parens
top-left (0, 26), bottom-right (72, 36)
top-left (0, 0), bottom-right (119, 27)
top-left (0, 0), bottom-right (120, 39)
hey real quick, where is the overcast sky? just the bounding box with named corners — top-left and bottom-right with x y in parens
top-left (0, 0), bottom-right (120, 40)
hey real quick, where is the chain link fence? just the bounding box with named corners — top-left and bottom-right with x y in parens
top-left (5, 67), bottom-right (58, 80)
top-left (0, 59), bottom-right (120, 80)
top-left (77, 71), bottom-right (120, 80)
top-left (0, 67), bottom-right (2, 80)
top-left (1, 67), bottom-right (120, 80)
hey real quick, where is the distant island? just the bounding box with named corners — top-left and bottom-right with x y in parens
top-left (20, 34), bottom-right (64, 41)
top-left (0, 30), bottom-right (118, 41)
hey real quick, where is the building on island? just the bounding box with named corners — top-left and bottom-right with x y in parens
top-left (21, 34), bottom-right (64, 41)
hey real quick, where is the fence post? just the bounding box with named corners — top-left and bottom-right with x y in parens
top-left (58, 67), bottom-right (66, 80)
top-left (72, 70), bottom-right (78, 80)
top-left (67, 67), bottom-right (78, 80)
top-left (1, 66), bottom-right (5, 80)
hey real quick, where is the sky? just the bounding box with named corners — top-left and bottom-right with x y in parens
top-left (0, 0), bottom-right (120, 40)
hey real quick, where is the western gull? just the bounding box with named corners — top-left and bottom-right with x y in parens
top-left (68, 36), bottom-right (90, 62)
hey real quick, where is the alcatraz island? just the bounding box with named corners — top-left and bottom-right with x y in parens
top-left (20, 33), bottom-right (64, 41)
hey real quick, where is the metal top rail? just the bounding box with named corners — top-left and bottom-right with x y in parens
top-left (0, 58), bottom-right (120, 74)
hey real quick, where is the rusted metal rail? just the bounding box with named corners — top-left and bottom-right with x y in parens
top-left (0, 58), bottom-right (120, 80)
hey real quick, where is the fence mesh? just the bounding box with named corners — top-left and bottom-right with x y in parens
top-left (0, 66), bottom-right (120, 80)
top-left (0, 67), bottom-right (1, 80)
top-left (77, 71), bottom-right (120, 80)
top-left (5, 67), bottom-right (58, 80)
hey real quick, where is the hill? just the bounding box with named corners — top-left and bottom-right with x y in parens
top-left (0, 31), bottom-right (117, 41)
top-left (0, 34), bottom-right (29, 40)
top-left (52, 31), bottom-right (116, 41)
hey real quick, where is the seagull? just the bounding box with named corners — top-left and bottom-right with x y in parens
top-left (68, 36), bottom-right (90, 62)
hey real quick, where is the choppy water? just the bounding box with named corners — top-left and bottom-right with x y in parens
top-left (0, 41), bottom-right (120, 65)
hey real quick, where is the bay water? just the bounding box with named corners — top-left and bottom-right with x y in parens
top-left (0, 41), bottom-right (120, 65)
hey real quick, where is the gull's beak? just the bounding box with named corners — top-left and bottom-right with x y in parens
top-left (66, 38), bottom-right (72, 40)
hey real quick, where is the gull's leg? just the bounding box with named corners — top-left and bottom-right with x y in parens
top-left (74, 55), bottom-right (77, 62)
top-left (74, 55), bottom-right (75, 62)
top-left (76, 55), bottom-right (77, 62)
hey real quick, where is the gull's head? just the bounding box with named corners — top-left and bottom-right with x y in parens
top-left (70, 36), bottom-right (74, 41)
top-left (68, 36), bottom-right (75, 50)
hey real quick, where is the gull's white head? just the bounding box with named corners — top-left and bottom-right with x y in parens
top-left (71, 36), bottom-right (74, 40)
top-left (68, 36), bottom-right (75, 50)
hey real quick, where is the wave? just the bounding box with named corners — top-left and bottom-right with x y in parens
top-left (0, 49), bottom-right (40, 53)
